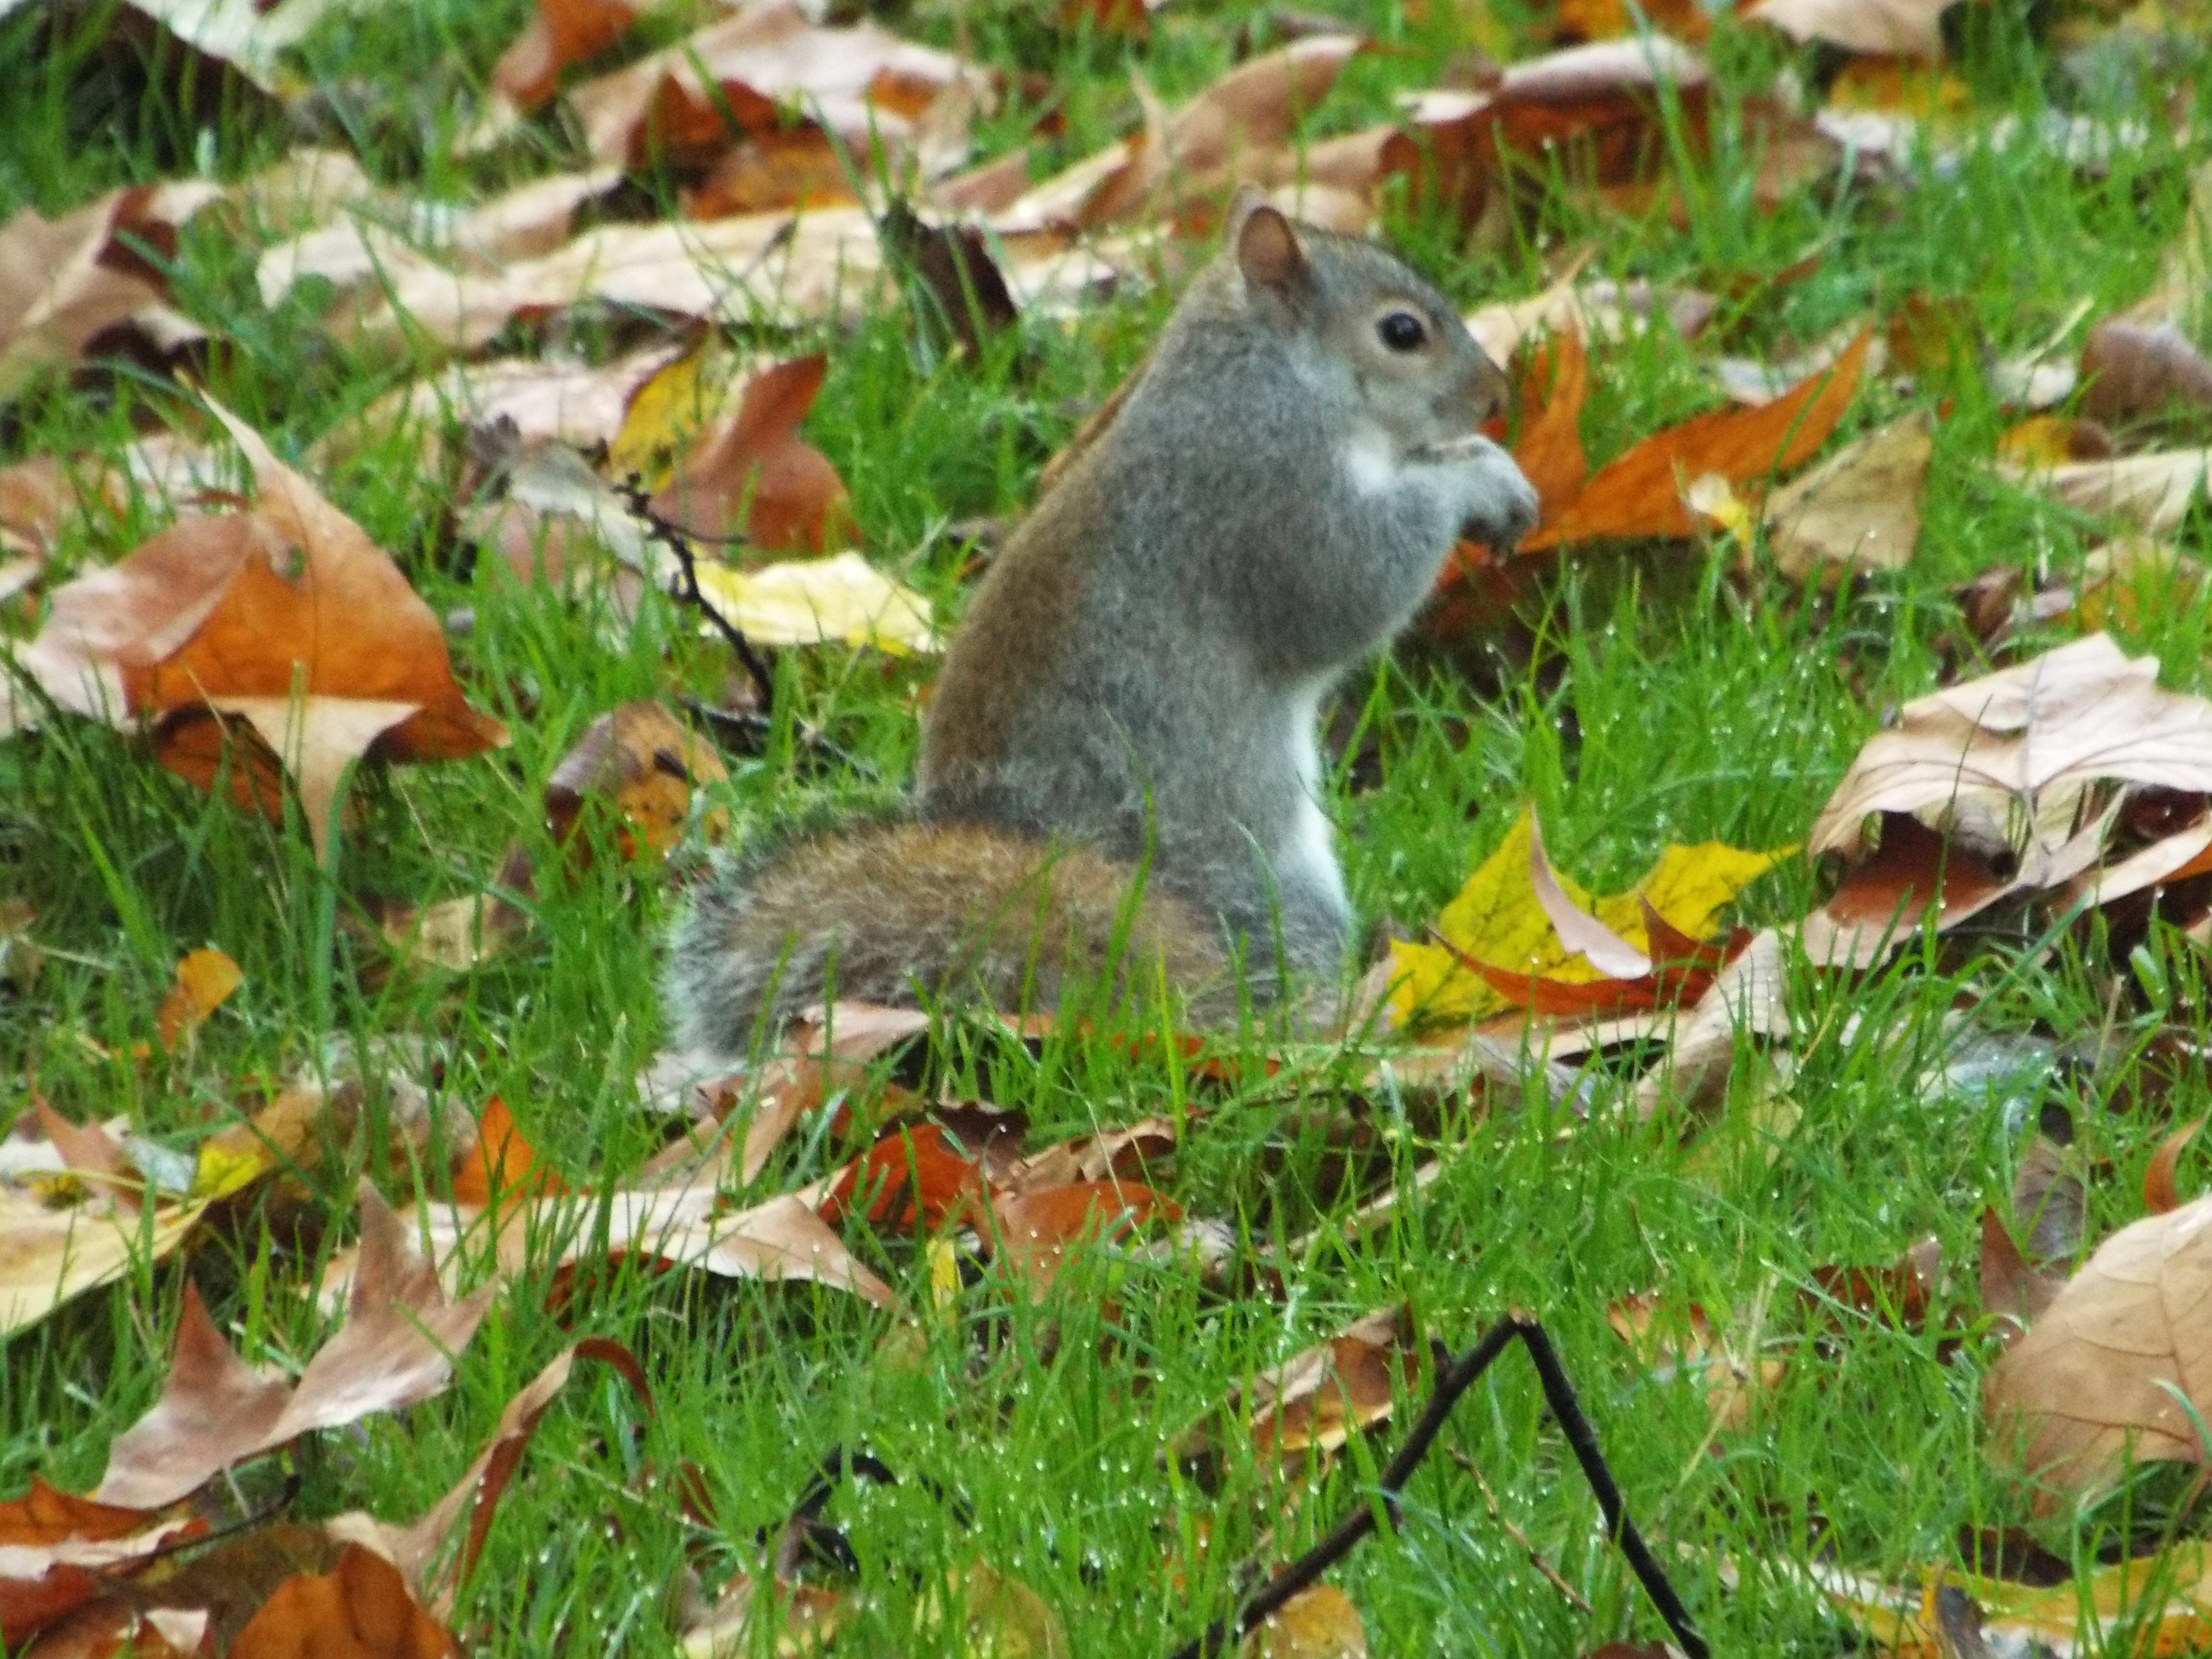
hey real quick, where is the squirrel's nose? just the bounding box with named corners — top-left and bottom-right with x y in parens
top-left (1466, 352), bottom-right (1510, 427)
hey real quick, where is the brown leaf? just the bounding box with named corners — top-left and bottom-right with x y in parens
top-left (328, 1339), bottom-right (649, 1612)
top-left (0, 188), bottom-right (204, 400)
top-left (559, 2), bottom-right (978, 174)
top-left (987, 1179), bottom-right (1177, 1295)
top-left (1609, 1295), bottom-right (1782, 1431)
top-left (683, 127), bottom-right (857, 217)
top-left (1763, 411), bottom-right (1933, 583)
top-left (1984, 1193), bottom-right (2212, 1506)
top-left (1810, 633), bottom-right (2212, 866)
top-left (1980, 1207), bottom-right (2061, 1341)
top-left (1997, 447), bottom-right (2212, 535)
top-left (94, 1185), bottom-right (492, 1511)
top-left (491, 0), bottom-right (642, 111)
top-left (545, 700), bottom-right (730, 866)
top-left (1525, 327), bottom-right (1870, 548)
top-left (2013, 1136), bottom-right (2087, 1264)
top-left (649, 355), bottom-right (852, 553)
top-left (154, 946), bottom-right (241, 1049)
top-left (1746, 0), bottom-right (1961, 58)
top-left (18, 401), bottom-right (506, 858)
top-left (228, 1544), bottom-right (458, 1659)
top-left (0, 1480), bottom-right (201, 1649)
top-left (1186, 1306), bottom-right (1421, 1479)
top-left (2080, 320), bottom-right (2212, 427)
top-left (2146, 1120), bottom-right (2205, 1215)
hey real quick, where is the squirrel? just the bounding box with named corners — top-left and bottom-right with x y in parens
top-left (665, 190), bottom-right (1538, 1064)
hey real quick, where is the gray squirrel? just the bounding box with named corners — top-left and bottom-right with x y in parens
top-left (665, 190), bottom-right (1539, 1062)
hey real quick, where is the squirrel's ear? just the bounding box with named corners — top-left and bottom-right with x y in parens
top-left (1233, 194), bottom-right (1308, 293)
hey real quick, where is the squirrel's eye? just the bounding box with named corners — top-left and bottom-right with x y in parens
top-left (1377, 311), bottom-right (1428, 352)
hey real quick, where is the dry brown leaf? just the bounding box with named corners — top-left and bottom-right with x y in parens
top-left (338, 207), bottom-right (884, 361)
top-left (0, 1112), bottom-right (207, 1336)
top-left (1526, 327), bottom-right (1870, 548)
top-left (557, 0), bottom-right (978, 175)
top-left (1181, 1306), bottom-right (1420, 1482)
top-left (2146, 1120), bottom-right (2205, 1215)
top-left (315, 1104), bottom-right (894, 1312)
top-left (16, 397), bottom-right (506, 857)
top-left (545, 700), bottom-right (729, 866)
top-left (649, 355), bottom-right (851, 552)
top-left (987, 1179), bottom-right (1176, 1296)
top-left (492, 0), bottom-right (642, 111)
top-left (0, 1480), bottom-right (203, 1649)
top-left (228, 1543), bottom-right (459, 1659)
top-left (1747, 0), bottom-right (1961, 59)
top-left (1981, 1207), bottom-right (2062, 1341)
top-left (94, 1185), bottom-right (492, 1511)
top-left (154, 946), bottom-right (241, 1048)
top-left (1985, 1193), bottom-right (2212, 1507)
top-left (2080, 320), bottom-right (2212, 427)
top-left (1810, 634), bottom-right (2212, 864)
top-left (0, 187), bottom-right (209, 401)
top-left (1998, 447), bottom-right (2212, 534)
top-left (1763, 410), bottom-right (1933, 583)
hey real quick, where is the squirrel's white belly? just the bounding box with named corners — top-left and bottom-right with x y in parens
top-left (1274, 679), bottom-right (1347, 915)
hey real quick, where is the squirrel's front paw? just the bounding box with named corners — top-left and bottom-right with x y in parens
top-left (1438, 435), bottom-right (1539, 552)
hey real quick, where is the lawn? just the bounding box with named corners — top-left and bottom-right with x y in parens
top-left (5, 0), bottom-right (2212, 1654)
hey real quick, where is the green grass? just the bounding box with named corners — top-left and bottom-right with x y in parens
top-left (6, 0), bottom-right (2212, 1654)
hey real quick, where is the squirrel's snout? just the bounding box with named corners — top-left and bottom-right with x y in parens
top-left (1464, 353), bottom-right (1510, 428)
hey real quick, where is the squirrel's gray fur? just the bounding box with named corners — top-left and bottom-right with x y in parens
top-left (666, 192), bottom-right (1537, 1064)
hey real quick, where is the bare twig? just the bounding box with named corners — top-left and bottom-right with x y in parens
top-left (1163, 1312), bottom-right (1706, 1659)
top-left (615, 473), bottom-right (777, 713)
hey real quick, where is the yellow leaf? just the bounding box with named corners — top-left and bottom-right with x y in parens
top-left (1386, 806), bottom-right (1791, 1028)
top-left (693, 552), bottom-right (938, 654)
top-left (1243, 1586), bottom-right (1369, 1658)
top-left (156, 947), bottom-right (242, 1048)
top-left (607, 338), bottom-right (747, 492)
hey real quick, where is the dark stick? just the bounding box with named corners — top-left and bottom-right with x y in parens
top-left (1163, 1314), bottom-right (1707, 1659)
top-left (615, 473), bottom-right (778, 713)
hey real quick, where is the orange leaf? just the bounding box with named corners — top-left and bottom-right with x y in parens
top-left (1511, 329), bottom-right (1590, 521)
top-left (492, 0), bottom-right (642, 112)
top-left (649, 356), bottom-right (852, 553)
top-left (2145, 1119), bottom-right (2205, 1214)
top-left (449, 1098), bottom-right (562, 1209)
top-left (817, 1122), bottom-right (986, 1233)
top-left (228, 1544), bottom-right (459, 1659)
top-left (155, 947), bottom-right (241, 1048)
top-left (1527, 326), bottom-right (1871, 548)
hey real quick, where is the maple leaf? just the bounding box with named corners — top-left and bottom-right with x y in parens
top-left (1388, 808), bottom-right (1788, 1029)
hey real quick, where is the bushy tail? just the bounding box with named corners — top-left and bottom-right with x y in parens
top-left (663, 818), bottom-right (1230, 1064)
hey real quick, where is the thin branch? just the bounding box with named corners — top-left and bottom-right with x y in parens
top-left (615, 473), bottom-right (777, 713)
top-left (1163, 1313), bottom-right (1707, 1659)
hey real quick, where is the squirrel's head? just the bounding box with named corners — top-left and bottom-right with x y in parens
top-left (1226, 188), bottom-right (1510, 451)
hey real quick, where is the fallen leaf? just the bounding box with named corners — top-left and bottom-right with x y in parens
top-left (986, 1178), bottom-right (1176, 1296)
top-left (228, 1544), bottom-right (458, 1659)
top-left (1525, 328), bottom-right (1871, 548)
top-left (1998, 447), bottom-right (2212, 534)
top-left (1388, 807), bottom-right (1786, 1028)
top-left (1511, 330), bottom-right (1590, 519)
top-left (491, 0), bottom-right (642, 112)
top-left (1243, 1586), bottom-right (1369, 1658)
top-left (1180, 1306), bottom-right (1420, 1484)
top-left (0, 1481), bottom-right (203, 1648)
top-left (649, 355), bottom-right (852, 553)
top-left (2080, 319), bottom-right (2212, 427)
top-left (94, 1184), bottom-right (493, 1511)
top-left (154, 947), bottom-right (241, 1048)
top-left (2146, 1120), bottom-right (2204, 1214)
top-left (555, 0), bottom-right (979, 176)
top-left (546, 700), bottom-right (730, 866)
top-left (1610, 1294), bottom-right (1783, 1431)
top-left (1748, 0), bottom-right (1962, 60)
top-left (1762, 411), bottom-right (1933, 583)
top-left (692, 551), bottom-right (937, 653)
top-left (1980, 1206), bottom-right (2062, 1339)
top-left (0, 1113), bottom-right (208, 1337)
top-left (0, 187), bottom-right (208, 401)
top-left (1985, 1192), bottom-right (2212, 1507)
